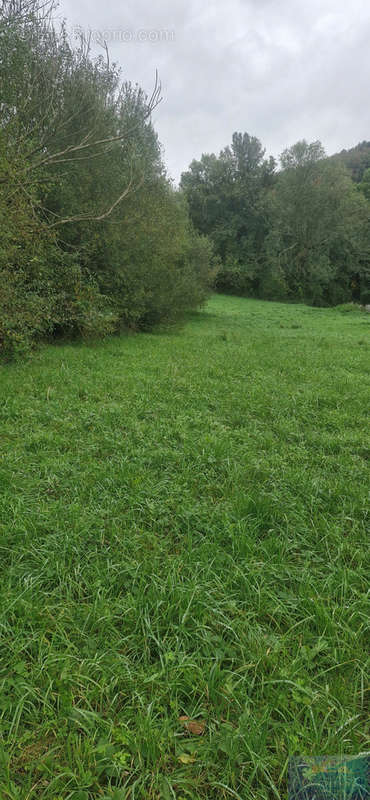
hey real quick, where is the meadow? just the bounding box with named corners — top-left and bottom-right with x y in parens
top-left (0, 294), bottom-right (369, 799)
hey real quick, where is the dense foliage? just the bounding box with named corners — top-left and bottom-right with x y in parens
top-left (0, 0), bottom-right (215, 359)
top-left (332, 140), bottom-right (370, 182)
top-left (180, 133), bottom-right (276, 298)
top-left (181, 137), bottom-right (370, 306)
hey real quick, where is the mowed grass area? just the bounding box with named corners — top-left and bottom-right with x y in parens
top-left (0, 294), bottom-right (369, 800)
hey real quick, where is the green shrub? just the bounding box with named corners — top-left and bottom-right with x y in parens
top-left (332, 302), bottom-right (363, 313)
top-left (214, 257), bottom-right (256, 296)
top-left (258, 262), bottom-right (289, 301)
top-left (0, 180), bottom-right (116, 358)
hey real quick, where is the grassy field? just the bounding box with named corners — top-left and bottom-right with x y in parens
top-left (0, 294), bottom-right (369, 799)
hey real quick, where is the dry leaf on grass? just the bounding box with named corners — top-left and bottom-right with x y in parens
top-left (178, 716), bottom-right (206, 735)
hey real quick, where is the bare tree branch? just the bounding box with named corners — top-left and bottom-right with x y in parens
top-left (0, 72), bottom-right (162, 183)
top-left (48, 174), bottom-right (145, 227)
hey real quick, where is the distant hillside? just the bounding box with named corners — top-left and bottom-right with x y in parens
top-left (331, 140), bottom-right (370, 182)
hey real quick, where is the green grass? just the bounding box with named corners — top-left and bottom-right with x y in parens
top-left (0, 294), bottom-right (369, 800)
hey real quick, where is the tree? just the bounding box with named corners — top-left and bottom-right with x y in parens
top-left (0, 0), bottom-right (215, 358)
top-left (265, 141), bottom-right (370, 304)
top-left (0, 0), bottom-right (162, 224)
top-left (180, 132), bottom-right (276, 295)
top-left (332, 141), bottom-right (370, 183)
top-left (280, 140), bottom-right (326, 169)
top-left (358, 168), bottom-right (370, 202)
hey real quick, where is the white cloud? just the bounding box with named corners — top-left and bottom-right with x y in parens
top-left (56, 0), bottom-right (370, 181)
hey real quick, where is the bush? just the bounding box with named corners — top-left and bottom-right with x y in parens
top-left (332, 303), bottom-right (363, 313)
top-left (214, 258), bottom-right (256, 296)
top-left (81, 186), bottom-right (215, 333)
top-left (257, 262), bottom-right (289, 301)
top-left (0, 176), bottom-right (117, 359)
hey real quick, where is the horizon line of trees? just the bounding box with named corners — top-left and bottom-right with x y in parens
top-left (180, 134), bottom-right (370, 307)
top-left (1, 1), bottom-right (370, 361)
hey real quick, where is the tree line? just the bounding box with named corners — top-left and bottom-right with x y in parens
top-left (1, 1), bottom-right (370, 360)
top-left (180, 135), bottom-right (370, 307)
top-left (0, 0), bottom-right (215, 358)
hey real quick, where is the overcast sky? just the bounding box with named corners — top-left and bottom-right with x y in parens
top-left (56, 0), bottom-right (370, 183)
